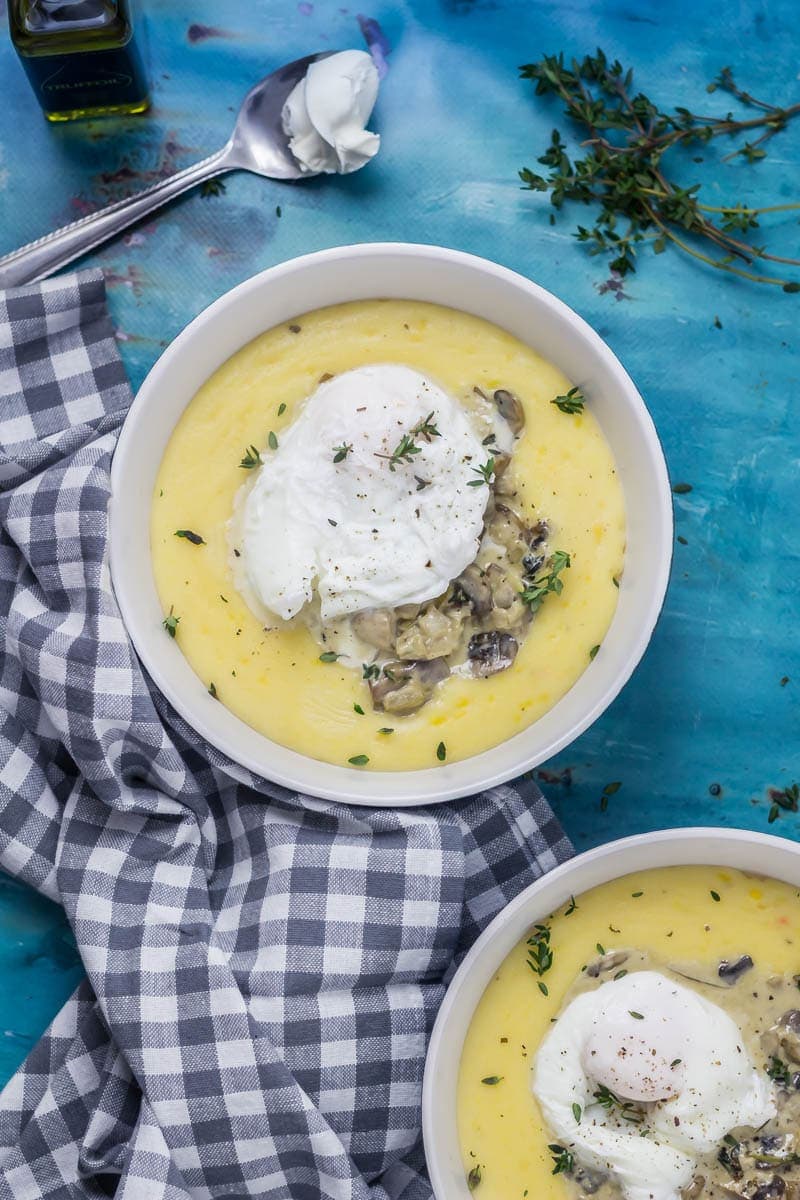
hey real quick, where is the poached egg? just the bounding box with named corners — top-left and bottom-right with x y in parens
top-left (282, 50), bottom-right (380, 175)
top-left (532, 971), bottom-right (775, 1200)
top-left (238, 364), bottom-right (489, 623)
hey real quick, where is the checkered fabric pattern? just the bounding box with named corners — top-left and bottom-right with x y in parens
top-left (0, 270), bottom-right (572, 1200)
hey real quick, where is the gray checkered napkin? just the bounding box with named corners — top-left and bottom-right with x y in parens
top-left (0, 270), bottom-right (572, 1200)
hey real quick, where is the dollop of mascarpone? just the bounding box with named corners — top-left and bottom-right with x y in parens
top-left (238, 364), bottom-right (488, 623)
top-left (282, 50), bottom-right (380, 175)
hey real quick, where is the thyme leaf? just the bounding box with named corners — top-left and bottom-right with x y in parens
top-left (468, 457), bottom-right (496, 487)
top-left (162, 606), bottom-right (179, 638)
top-left (239, 445), bottom-right (261, 469)
top-left (766, 1057), bottom-right (792, 1086)
top-left (174, 529), bottom-right (205, 545)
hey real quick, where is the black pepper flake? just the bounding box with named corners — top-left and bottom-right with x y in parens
top-left (288, 324), bottom-right (301, 334)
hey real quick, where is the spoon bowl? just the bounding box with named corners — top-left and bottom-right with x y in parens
top-left (227, 52), bottom-right (332, 179)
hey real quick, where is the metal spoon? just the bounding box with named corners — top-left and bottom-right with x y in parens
top-left (0, 52), bottom-right (331, 289)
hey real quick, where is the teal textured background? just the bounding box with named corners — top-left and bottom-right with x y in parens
top-left (0, 0), bottom-right (798, 1087)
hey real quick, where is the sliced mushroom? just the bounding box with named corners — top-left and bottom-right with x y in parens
top-left (718, 955), bottom-right (754, 985)
top-left (395, 606), bottom-right (464, 661)
top-left (682, 1176), bottom-right (706, 1200)
top-left (492, 452), bottom-right (516, 496)
top-left (493, 388), bottom-right (525, 435)
top-left (750, 1177), bottom-right (787, 1200)
top-left (456, 564), bottom-right (493, 619)
top-left (483, 564), bottom-right (528, 633)
top-left (352, 607), bottom-right (396, 652)
top-left (485, 564), bottom-right (517, 610)
top-left (467, 631), bottom-right (518, 677)
top-left (746, 1133), bottom-right (798, 1171)
top-left (368, 658), bottom-right (449, 714)
top-left (485, 504), bottom-right (529, 562)
top-left (522, 551), bottom-right (545, 578)
top-left (763, 1011), bottom-right (800, 1066)
top-left (573, 1165), bottom-right (607, 1196)
top-left (526, 519), bottom-right (550, 552)
top-left (586, 950), bottom-right (629, 978)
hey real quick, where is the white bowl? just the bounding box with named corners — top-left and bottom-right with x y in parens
top-left (109, 243), bottom-right (672, 806)
top-left (422, 826), bottom-right (800, 1199)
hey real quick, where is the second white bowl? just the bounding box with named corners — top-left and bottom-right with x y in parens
top-left (422, 827), bottom-right (800, 1199)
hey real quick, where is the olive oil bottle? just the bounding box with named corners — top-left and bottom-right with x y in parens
top-left (9, 1), bottom-right (149, 122)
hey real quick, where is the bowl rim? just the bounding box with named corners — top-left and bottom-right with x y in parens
top-left (421, 825), bottom-right (800, 1199)
top-left (110, 241), bottom-right (673, 805)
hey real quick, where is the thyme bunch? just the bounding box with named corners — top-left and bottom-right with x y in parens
top-left (518, 51), bottom-right (800, 290)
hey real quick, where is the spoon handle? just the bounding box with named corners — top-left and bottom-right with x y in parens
top-left (0, 147), bottom-right (231, 289)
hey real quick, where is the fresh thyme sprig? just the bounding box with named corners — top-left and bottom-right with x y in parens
top-left (375, 411), bottom-right (441, 471)
top-left (518, 51), bottom-right (800, 290)
top-left (552, 386), bottom-right (586, 415)
top-left (593, 1084), bottom-right (645, 1124)
top-left (239, 445), bottom-right (261, 469)
top-left (333, 443), bottom-right (353, 463)
top-left (520, 550), bottom-right (571, 614)
top-left (548, 1145), bottom-right (574, 1176)
top-left (468, 457), bottom-right (496, 487)
top-left (527, 922), bottom-right (553, 995)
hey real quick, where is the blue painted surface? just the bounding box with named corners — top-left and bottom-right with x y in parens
top-left (0, 0), bottom-right (798, 1086)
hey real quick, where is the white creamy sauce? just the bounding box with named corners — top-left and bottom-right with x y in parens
top-left (532, 971), bottom-right (775, 1200)
top-left (236, 364), bottom-right (489, 625)
top-left (282, 50), bottom-right (380, 175)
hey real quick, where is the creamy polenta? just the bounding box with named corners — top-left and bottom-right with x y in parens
top-left (151, 300), bottom-right (625, 770)
top-left (458, 866), bottom-right (800, 1200)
